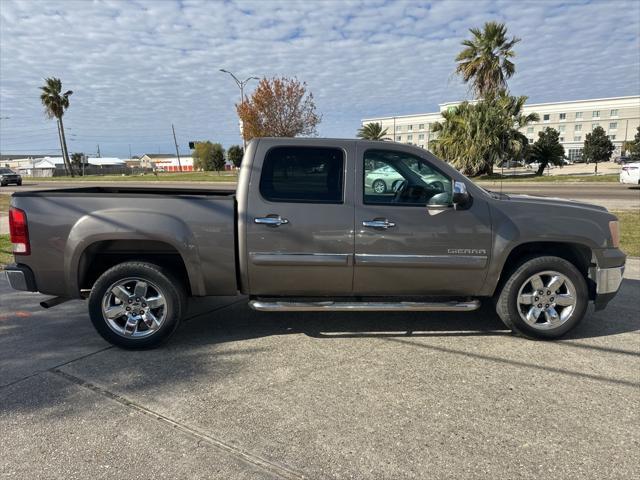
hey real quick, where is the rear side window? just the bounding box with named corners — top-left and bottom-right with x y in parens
top-left (259, 146), bottom-right (344, 203)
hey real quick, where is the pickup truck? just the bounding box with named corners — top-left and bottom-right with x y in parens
top-left (5, 138), bottom-right (626, 348)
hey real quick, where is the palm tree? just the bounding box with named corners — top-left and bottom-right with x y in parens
top-left (40, 77), bottom-right (74, 176)
top-left (528, 127), bottom-right (565, 176)
top-left (431, 92), bottom-right (538, 176)
top-left (455, 21), bottom-right (520, 98)
top-left (357, 122), bottom-right (388, 140)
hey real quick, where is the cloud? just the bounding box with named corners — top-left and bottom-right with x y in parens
top-left (0, 0), bottom-right (638, 156)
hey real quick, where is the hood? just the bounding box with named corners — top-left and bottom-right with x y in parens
top-left (498, 193), bottom-right (609, 213)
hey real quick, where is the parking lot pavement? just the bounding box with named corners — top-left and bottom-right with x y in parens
top-left (1, 277), bottom-right (639, 479)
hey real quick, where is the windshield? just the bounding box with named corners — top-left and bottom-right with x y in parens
top-left (0, 168), bottom-right (16, 174)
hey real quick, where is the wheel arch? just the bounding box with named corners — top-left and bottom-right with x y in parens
top-left (490, 241), bottom-right (594, 298)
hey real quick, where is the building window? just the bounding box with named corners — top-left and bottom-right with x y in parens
top-left (609, 122), bottom-right (618, 129)
top-left (559, 113), bottom-right (566, 121)
top-left (575, 112), bottom-right (583, 119)
top-left (418, 133), bottom-right (424, 140)
top-left (608, 135), bottom-right (616, 140)
top-left (610, 109), bottom-right (619, 117)
top-left (396, 135), bottom-right (401, 141)
top-left (395, 126), bottom-right (401, 132)
top-left (408, 125), bottom-right (413, 131)
top-left (573, 135), bottom-right (582, 142)
top-left (574, 124), bottom-right (582, 131)
top-left (543, 114), bottom-right (550, 122)
top-left (407, 134), bottom-right (413, 141)
top-left (559, 125), bottom-right (566, 132)
top-left (568, 148), bottom-right (583, 161)
top-left (592, 123), bottom-right (599, 129)
top-left (527, 127), bottom-right (534, 133)
top-left (592, 110), bottom-right (600, 118)
top-left (418, 123), bottom-right (424, 130)
top-left (559, 137), bottom-right (565, 142)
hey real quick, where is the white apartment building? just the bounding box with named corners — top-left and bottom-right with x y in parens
top-left (362, 95), bottom-right (640, 160)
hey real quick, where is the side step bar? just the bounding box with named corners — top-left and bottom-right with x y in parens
top-left (249, 299), bottom-right (481, 312)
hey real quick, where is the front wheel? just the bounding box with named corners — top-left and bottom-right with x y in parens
top-left (372, 179), bottom-right (387, 194)
top-left (88, 262), bottom-right (186, 349)
top-left (495, 256), bottom-right (588, 339)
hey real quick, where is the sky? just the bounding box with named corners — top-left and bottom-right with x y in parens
top-left (0, 0), bottom-right (639, 158)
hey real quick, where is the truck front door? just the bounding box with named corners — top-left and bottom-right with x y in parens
top-left (353, 146), bottom-right (492, 295)
top-left (245, 141), bottom-right (355, 296)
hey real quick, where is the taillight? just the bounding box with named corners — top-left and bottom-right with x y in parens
top-left (8, 207), bottom-right (30, 255)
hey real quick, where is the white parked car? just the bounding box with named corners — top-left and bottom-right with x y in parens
top-left (620, 162), bottom-right (640, 185)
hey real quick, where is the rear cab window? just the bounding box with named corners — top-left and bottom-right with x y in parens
top-left (259, 146), bottom-right (344, 203)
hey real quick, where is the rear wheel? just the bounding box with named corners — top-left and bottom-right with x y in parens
top-left (495, 256), bottom-right (588, 339)
top-left (88, 262), bottom-right (186, 349)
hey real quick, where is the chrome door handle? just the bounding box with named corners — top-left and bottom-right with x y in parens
top-left (362, 219), bottom-right (396, 229)
top-left (254, 215), bottom-right (289, 227)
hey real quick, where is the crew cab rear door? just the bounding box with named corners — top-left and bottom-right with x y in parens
top-left (244, 140), bottom-right (355, 296)
top-left (353, 144), bottom-right (492, 295)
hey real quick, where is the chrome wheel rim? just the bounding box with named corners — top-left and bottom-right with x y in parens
top-left (517, 270), bottom-right (577, 330)
top-left (373, 180), bottom-right (386, 194)
top-left (101, 277), bottom-right (167, 338)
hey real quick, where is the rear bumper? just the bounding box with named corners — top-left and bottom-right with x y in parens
top-left (591, 265), bottom-right (625, 310)
top-left (3, 264), bottom-right (38, 292)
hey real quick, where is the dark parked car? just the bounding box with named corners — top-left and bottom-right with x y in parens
top-left (0, 168), bottom-right (22, 186)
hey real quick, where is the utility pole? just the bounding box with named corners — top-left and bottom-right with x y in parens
top-left (96, 144), bottom-right (101, 158)
top-left (128, 144), bottom-right (132, 159)
top-left (172, 124), bottom-right (183, 172)
top-left (219, 69), bottom-right (259, 150)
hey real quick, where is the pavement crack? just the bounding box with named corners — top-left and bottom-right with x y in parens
top-left (49, 368), bottom-right (307, 480)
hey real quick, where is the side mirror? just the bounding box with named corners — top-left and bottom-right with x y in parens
top-left (452, 181), bottom-right (470, 207)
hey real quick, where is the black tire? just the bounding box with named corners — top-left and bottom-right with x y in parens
top-left (17, 181), bottom-right (22, 186)
top-left (88, 261), bottom-right (187, 349)
top-left (495, 256), bottom-right (588, 339)
top-left (372, 179), bottom-right (386, 194)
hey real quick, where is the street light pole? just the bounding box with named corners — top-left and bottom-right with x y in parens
top-left (219, 69), bottom-right (259, 151)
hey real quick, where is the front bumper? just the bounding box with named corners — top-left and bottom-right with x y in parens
top-left (3, 264), bottom-right (38, 292)
top-left (590, 265), bottom-right (625, 310)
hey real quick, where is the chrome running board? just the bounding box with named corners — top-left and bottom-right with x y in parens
top-left (249, 299), bottom-right (481, 312)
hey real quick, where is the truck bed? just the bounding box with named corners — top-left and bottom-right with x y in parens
top-left (10, 186), bottom-right (238, 298)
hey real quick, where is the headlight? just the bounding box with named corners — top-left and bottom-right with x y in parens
top-left (609, 220), bottom-right (620, 248)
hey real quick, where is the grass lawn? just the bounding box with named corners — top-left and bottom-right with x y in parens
top-left (0, 235), bottom-right (12, 267)
top-left (0, 194), bottom-right (10, 212)
top-left (23, 171), bottom-right (238, 182)
top-left (476, 173), bottom-right (618, 183)
top-left (613, 210), bottom-right (640, 258)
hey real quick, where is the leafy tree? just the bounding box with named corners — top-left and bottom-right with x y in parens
top-left (40, 77), bottom-right (74, 176)
top-left (431, 92), bottom-right (538, 176)
top-left (227, 145), bottom-right (244, 168)
top-left (527, 128), bottom-right (565, 176)
top-left (357, 122), bottom-right (388, 140)
top-left (192, 141), bottom-right (223, 172)
top-left (236, 77), bottom-right (321, 142)
top-left (583, 126), bottom-right (614, 174)
top-left (455, 21), bottom-right (520, 98)
top-left (627, 126), bottom-right (640, 161)
top-left (71, 152), bottom-right (84, 175)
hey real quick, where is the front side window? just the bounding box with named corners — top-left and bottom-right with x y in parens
top-left (363, 149), bottom-right (452, 206)
top-left (260, 147), bottom-right (344, 203)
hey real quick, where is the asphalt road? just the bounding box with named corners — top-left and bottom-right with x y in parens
top-left (1, 274), bottom-right (638, 479)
